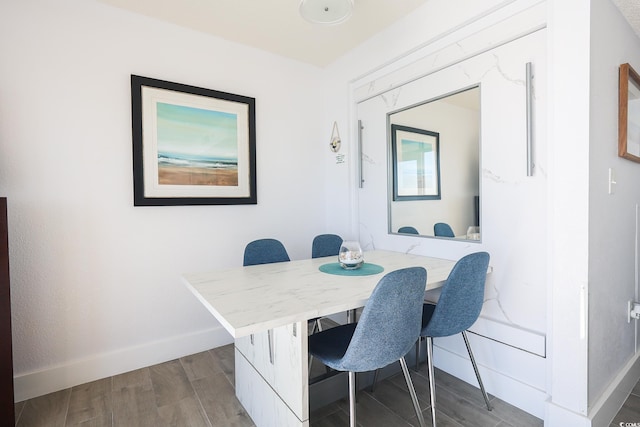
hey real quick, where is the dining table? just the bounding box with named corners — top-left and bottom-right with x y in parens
top-left (182, 249), bottom-right (459, 427)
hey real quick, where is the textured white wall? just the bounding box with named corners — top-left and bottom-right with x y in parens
top-left (0, 0), bottom-right (328, 400)
top-left (588, 0), bottom-right (640, 410)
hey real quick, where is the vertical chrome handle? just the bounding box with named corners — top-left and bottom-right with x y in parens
top-left (267, 329), bottom-right (274, 365)
top-left (358, 120), bottom-right (364, 188)
top-left (526, 62), bottom-right (534, 177)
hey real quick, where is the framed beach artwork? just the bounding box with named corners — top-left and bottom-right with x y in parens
top-left (390, 124), bottom-right (441, 201)
top-left (131, 75), bottom-right (256, 206)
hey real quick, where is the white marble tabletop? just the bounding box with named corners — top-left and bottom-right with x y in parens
top-left (182, 250), bottom-right (458, 338)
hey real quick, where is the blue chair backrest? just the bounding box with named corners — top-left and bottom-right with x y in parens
top-left (243, 238), bottom-right (290, 266)
top-left (398, 226), bottom-right (419, 235)
top-left (434, 222), bottom-right (455, 237)
top-left (337, 267), bottom-right (427, 372)
top-left (312, 234), bottom-right (343, 258)
top-left (422, 252), bottom-right (490, 337)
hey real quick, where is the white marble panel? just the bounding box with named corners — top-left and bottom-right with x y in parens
top-left (356, 30), bottom-right (547, 337)
top-left (235, 347), bottom-right (309, 427)
top-left (353, 0), bottom-right (546, 102)
top-left (235, 322), bottom-right (308, 421)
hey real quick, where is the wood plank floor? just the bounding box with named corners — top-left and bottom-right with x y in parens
top-left (12, 342), bottom-right (550, 427)
top-left (611, 379), bottom-right (640, 427)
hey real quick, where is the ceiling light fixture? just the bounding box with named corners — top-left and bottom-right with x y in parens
top-left (299, 0), bottom-right (354, 25)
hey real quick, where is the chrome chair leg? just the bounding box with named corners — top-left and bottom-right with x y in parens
top-left (462, 331), bottom-right (492, 411)
top-left (426, 337), bottom-right (437, 427)
top-left (400, 356), bottom-right (426, 427)
top-left (308, 319), bottom-right (323, 375)
top-left (348, 371), bottom-right (357, 427)
top-left (370, 368), bottom-right (380, 392)
top-left (415, 336), bottom-right (422, 371)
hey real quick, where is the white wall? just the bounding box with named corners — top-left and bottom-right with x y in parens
top-left (588, 0), bottom-right (640, 413)
top-left (0, 0), bottom-right (332, 401)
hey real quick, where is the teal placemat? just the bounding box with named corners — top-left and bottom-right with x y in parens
top-left (319, 262), bottom-right (384, 276)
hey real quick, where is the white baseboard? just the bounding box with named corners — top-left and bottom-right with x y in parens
top-left (432, 326), bottom-right (547, 419)
top-left (544, 351), bottom-right (640, 426)
top-left (589, 351), bottom-right (640, 426)
top-left (13, 326), bottom-right (233, 402)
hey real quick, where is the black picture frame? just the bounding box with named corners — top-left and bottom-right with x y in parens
top-left (131, 75), bottom-right (257, 206)
top-left (391, 124), bottom-right (441, 201)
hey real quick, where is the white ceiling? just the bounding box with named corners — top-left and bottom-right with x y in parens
top-left (99, 0), bottom-right (640, 67)
top-left (613, 0), bottom-right (640, 39)
top-left (98, 0), bottom-right (428, 67)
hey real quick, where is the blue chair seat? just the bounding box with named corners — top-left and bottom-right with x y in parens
top-left (308, 323), bottom-right (355, 368)
top-left (421, 303), bottom-right (436, 327)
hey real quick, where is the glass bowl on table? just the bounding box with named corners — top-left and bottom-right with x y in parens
top-left (466, 226), bottom-right (481, 240)
top-left (338, 241), bottom-right (364, 270)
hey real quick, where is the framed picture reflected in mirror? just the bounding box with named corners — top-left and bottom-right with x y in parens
top-left (391, 124), bottom-right (441, 201)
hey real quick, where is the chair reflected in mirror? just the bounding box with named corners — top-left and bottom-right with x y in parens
top-left (398, 226), bottom-right (419, 235)
top-left (433, 222), bottom-right (455, 238)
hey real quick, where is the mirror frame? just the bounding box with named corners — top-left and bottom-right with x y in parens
top-left (618, 63), bottom-right (640, 163)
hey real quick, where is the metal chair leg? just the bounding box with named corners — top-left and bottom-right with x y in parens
top-left (308, 319), bottom-right (323, 375)
top-left (400, 357), bottom-right (426, 427)
top-left (348, 371), bottom-right (357, 427)
top-left (415, 336), bottom-right (422, 371)
top-left (462, 331), bottom-right (492, 411)
top-left (370, 368), bottom-right (380, 392)
top-left (426, 337), bottom-right (437, 427)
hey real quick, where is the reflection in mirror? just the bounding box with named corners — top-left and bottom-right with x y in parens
top-left (389, 86), bottom-right (481, 241)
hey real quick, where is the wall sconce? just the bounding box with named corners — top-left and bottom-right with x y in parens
top-left (299, 0), bottom-right (354, 25)
top-left (329, 121), bottom-right (341, 152)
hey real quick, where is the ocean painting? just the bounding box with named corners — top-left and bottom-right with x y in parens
top-left (156, 102), bottom-right (239, 186)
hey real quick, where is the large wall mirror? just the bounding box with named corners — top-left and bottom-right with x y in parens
top-left (388, 85), bottom-right (481, 241)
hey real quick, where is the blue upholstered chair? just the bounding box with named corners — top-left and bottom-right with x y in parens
top-left (418, 251), bottom-right (492, 427)
top-left (398, 226), bottom-right (419, 235)
top-left (310, 234), bottom-right (342, 338)
top-left (243, 238), bottom-right (290, 266)
top-left (308, 267), bottom-right (428, 427)
top-left (311, 234), bottom-right (343, 258)
top-left (433, 222), bottom-right (455, 237)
